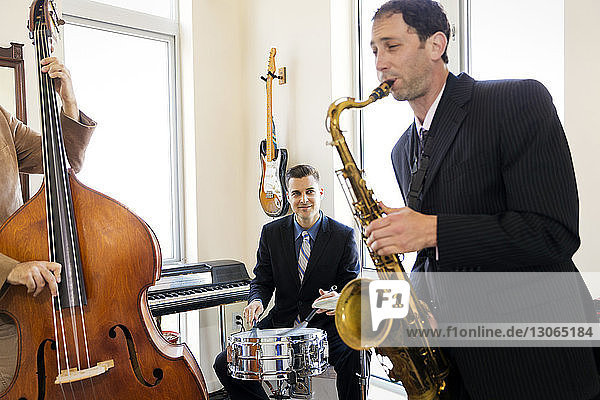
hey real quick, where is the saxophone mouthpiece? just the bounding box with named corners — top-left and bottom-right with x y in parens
top-left (370, 81), bottom-right (393, 101)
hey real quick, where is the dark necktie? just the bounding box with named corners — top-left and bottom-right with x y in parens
top-left (418, 127), bottom-right (428, 156)
top-left (415, 127), bottom-right (429, 169)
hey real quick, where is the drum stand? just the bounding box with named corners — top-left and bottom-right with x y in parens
top-left (288, 372), bottom-right (312, 399)
top-left (265, 374), bottom-right (313, 400)
top-left (358, 349), bottom-right (370, 400)
top-left (265, 380), bottom-right (290, 400)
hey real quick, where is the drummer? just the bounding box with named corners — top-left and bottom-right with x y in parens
top-left (213, 164), bottom-right (367, 400)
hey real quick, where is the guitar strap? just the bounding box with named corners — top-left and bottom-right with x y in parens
top-left (407, 126), bottom-right (435, 211)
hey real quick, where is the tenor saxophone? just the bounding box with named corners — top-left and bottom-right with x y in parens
top-left (326, 81), bottom-right (450, 400)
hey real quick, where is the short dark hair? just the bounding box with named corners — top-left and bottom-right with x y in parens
top-left (285, 164), bottom-right (320, 186)
top-left (374, 0), bottom-right (451, 63)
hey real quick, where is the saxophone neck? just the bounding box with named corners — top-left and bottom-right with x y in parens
top-left (327, 81), bottom-right (392, 134)
top-left (326, 97), bottom-right (371, 122)
top-left (330, 81), bottom-right (392, 111)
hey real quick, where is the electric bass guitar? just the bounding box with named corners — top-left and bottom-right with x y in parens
top-left (259, 48), bottom-right (289, 217)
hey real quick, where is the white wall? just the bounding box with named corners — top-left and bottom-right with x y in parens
top-left (565, 0), bottom-right (600, 287)
top-left (183, 0), bottom-right (248, 265)
top-left (240, 0), bottom-right (336, 273)
top-left (178, 0), bottom-right (248, 391)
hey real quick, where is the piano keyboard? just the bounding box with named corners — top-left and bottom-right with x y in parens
top-left (148, 281), bottom-right (250, 316)
top-left (147, 260), bottom-right (250, 317)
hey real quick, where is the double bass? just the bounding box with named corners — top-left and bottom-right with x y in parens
top-left (0, 1), bottom-right (208, 398)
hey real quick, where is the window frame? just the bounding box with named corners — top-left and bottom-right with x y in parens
top-left (61, 0), bottom-right (184, 264)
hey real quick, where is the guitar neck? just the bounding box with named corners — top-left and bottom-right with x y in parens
top-left (266, 79), bottom-right (275, 162)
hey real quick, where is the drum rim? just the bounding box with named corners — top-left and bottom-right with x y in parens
top-left (229, 327), bottom-right (327, 343)
top-left (228, 364), bottom-right (329, 381)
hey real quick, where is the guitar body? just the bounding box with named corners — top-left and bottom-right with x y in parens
top-left (259, 139), bottom-right (289, 217)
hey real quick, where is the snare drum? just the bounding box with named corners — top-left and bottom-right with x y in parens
top-left (228, 328), bottom-right (328, 381)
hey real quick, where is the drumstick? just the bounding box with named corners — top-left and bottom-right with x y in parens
top-left (249, 318), bottom-right (258, 338)
top-left (281, 286), bottom-right (337, 336)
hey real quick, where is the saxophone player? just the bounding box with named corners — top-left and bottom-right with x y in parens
top-left (364, 1), bottom-right (600, 399)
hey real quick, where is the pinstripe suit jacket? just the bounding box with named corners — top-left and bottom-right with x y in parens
top-left (392, 73), bottom-right (599, 399)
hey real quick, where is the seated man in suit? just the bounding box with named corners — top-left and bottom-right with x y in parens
top-left (213, 164), bottom-right (365, 400)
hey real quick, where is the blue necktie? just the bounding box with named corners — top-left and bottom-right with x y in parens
top-left (298, 231), bottom-right (310, 282)
top-left (295, 231), bottom-right (311, 324)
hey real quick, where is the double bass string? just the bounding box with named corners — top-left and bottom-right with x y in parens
top-left (36, 24), bottom-right (85, 400)
top-left (37, 23), bottom-right (99, 400)
top-left (34, 23), bottom-right (70, 400)
top-left (35, 23), bottom-right (97, 400)
top-left (36, 23), bottom-right (82, 374)
top-left (38, 22), bottom-right (96, 384)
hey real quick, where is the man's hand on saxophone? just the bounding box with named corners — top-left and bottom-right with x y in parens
top-left (365, 202), bottom-right (437, 256)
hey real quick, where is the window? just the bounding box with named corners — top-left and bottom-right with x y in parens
top-left (469, 0), bottom-right (564, 118)
top-left (62, 0), bottom-right (182, 263)
top-left (84, 0), bottom-right (174, 19)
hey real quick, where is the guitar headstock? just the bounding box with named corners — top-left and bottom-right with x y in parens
top-left (28, 0), bottom-right (64, 49)
top-left (267, 48), bottom-right (277, 80)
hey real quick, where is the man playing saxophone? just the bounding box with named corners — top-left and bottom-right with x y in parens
top-left (363, 1), bottom-right (600, 399)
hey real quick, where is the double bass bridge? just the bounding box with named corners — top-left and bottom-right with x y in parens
top-left (54, 359), bottom-right (115, 384)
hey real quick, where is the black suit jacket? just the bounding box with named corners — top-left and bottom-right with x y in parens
top-left (392, 73), bottom-right (599, 399)
top-left (248, 214), bottom-right (359, 331)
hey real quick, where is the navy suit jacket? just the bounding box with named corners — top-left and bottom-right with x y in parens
top-left (248, 214), bottom-right (359, 332)
top-left (391, 73), bottom-right (599, 399)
